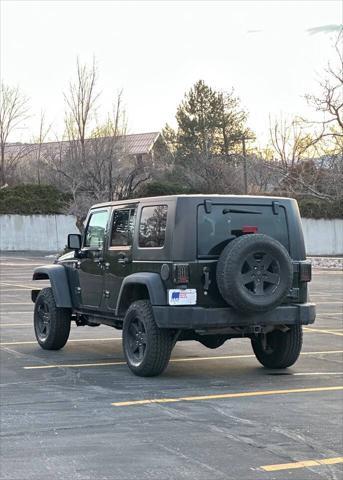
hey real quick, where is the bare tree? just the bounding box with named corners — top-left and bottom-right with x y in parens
top-left (32, 111), bottom-right (52, 185)
top-left (91, 90), bottom-right (128, 201)
top-left (305, 32), bottom-right (343, 139)
top-left (0, 83), bottom-right (29, 185)
top-left (87, 93), bottom-right (151, 202)
top-left (247, 152), bottom-right (280, 194)
top-left (269, 115), bottom-right (319, 169)
top-left (64, 57), bottom-right (99, 162)
top-left (180, 153), bottom-right (243, 194)
top-left (268, 115), bottom-right (333, 199)
top-left (46, 81), bottom-right (151, 232)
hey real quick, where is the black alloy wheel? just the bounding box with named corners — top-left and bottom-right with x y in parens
top-left (251, 325), bottom-right (303, 369)
top-left (34, 288), bottom-right (71, 350)
top-left (239, 251), bottom-right (281, 296)
top-left (36, 300), bottom-right (51, 342)
top-left (122, 300), bottom-right (174, 377)
top-left (125, 317), bottom-right (148, 367)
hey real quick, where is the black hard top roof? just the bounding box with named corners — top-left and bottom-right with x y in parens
top-left (91, 194), bottom-right (294, 210)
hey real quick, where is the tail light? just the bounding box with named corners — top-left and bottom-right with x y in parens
top-left (173, 264), bottom-right (189, 285)
top-left (298, 261), bottom-right (312, 282)
top-left (232, 226), bottom-right (258, 236)
top-left (242, 225), bottom-right (258, 234)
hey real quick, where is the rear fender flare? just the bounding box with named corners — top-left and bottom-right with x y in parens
top-left (32, 265), bottom-right (72, 308)
top-left (116, 272), bottom-right (167, 316)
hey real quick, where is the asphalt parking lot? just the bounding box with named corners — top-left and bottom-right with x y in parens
top-left (0, 254), bottom-right (342, 480)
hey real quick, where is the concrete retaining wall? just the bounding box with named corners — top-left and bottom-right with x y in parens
top-left (0, 215), bottom-right (79, 251)
top-left (301, 218), bottom-right (343, 256)
top-left (0, 215), bottom-right (342, 255)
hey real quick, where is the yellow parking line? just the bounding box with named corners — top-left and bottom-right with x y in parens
top-left (111, 386), bottom-right (343, 407)
top-left (305, 328), bottom-right (343, 333)
top-left (293, 372), bottom-right (343, 376)
top-left (0, 323), bottom-right (31, 327)
top-left (0, 303), bottom-right (32, 306)
top-left (0, 283), bottom-right (37, 289)
top-left (0, 289), bottom-right (34, 293)
top-left (316, 301), bottom-right (343, 305)
top-left (22, 350), bottom-right (343, 370)
top-left (0, 311), bottom-right (33, 314)
top-left (313, 271), bottom-right (342, 275)
top-left (21, 349), bottom-right (343, 370)
top-left (1, 337), bottom-right (122, 346)
top-left (0, 262), bottom-right (45, 266)
top-left (25, 360), bottom-right (126, 369)
top-left (23, 353), bottom-right (255, 370)
top-left (261, 456), bottom-right (343, 471)
top-left (304, 327), bottom-right (343, 337)
top-left (300, 350), bottom-right (343, 355)
top-left (306, 328), bottom-right (343, 332)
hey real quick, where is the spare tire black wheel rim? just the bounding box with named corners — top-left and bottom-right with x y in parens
top-left (36, 301), bottom-right (51, 340)
top-left (126, 317), bottom-right (147, 365)
top-left (240, 252), bottom-right (281, 296)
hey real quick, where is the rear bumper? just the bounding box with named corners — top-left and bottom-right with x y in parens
top-left (152, 303), bottom-right (316, 330)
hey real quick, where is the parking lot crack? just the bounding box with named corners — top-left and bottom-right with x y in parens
top-left (158, 443), bottom-right (228, 478)
top-left (210, 406), bottom-right (342, 480)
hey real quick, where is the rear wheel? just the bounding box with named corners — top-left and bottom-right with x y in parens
top-left (34, 287), bottom-right (71, 350)
top-left (122, 300), bottom-right (173, 377)
top-left (251, 325), bottom-right (303, 369)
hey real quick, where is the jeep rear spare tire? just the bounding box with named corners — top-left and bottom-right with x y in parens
top-left (216, 234), bottom-right (293, 313)
top-left (122, 300), bottom-right (173, 377)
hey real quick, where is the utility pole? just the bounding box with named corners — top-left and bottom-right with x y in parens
top-left (242, 135), bottom-right (248, 195)
top-left (241, 134), bottom-right (254, 195)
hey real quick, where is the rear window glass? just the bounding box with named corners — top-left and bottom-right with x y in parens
top-left (139, 205), bottom-right (168, 248)
top-left (197, 204), bottom-right (289, 256)
top-left (110, 208), bottom-right (136, 247)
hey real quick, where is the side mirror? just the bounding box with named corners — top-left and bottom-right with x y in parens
top-left (68, 233), bottom-right (81, 250)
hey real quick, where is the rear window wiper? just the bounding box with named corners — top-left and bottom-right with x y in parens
top-left (222, 208), bottom-right (262, 215)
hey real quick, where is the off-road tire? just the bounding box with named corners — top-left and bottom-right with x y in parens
top-left (122, 300), bottom-right (173, 377)
top-left (216, 234), bottom-right (293, 313)
top-left (251, 325), bottom-right (303, 369)
top-left (34, 287), bottom-right (71, 350)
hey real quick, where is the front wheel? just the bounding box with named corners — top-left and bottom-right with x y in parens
top-left (251, 325), bottom-right (303, 369)
top-left (34, 288), bottom-right (71, 350)
top-left (122, 300), bottom-right (173, 377)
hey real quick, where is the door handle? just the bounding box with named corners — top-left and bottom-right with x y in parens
top-left (118, 256), bottom-right (130, 265)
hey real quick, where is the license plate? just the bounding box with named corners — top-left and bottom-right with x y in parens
top-left (168, 289), bottom-right (197, 306)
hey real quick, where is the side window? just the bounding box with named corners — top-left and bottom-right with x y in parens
top-left (84, 210), bottom-right (109, 248)
top-left (139, 205), bottom-right (168, 248)
top-left (111, 208), bottom-right (136, 247)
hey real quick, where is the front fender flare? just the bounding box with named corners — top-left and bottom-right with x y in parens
top-left (32, 264), bottom-right (72, 308)
top-left (116, 272), bottom-right (167, 315)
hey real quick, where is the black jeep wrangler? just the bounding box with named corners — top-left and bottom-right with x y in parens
top-left (32, 195), bottom-right (315, 376)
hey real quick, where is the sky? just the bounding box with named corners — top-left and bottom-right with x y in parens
top-left (1, 0), bottom-right (342, 146)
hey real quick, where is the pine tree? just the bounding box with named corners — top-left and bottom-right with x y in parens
top-left (168, 80), bottom-right (250, 162)
top-left (175, 80), bottom-right (222, 160)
